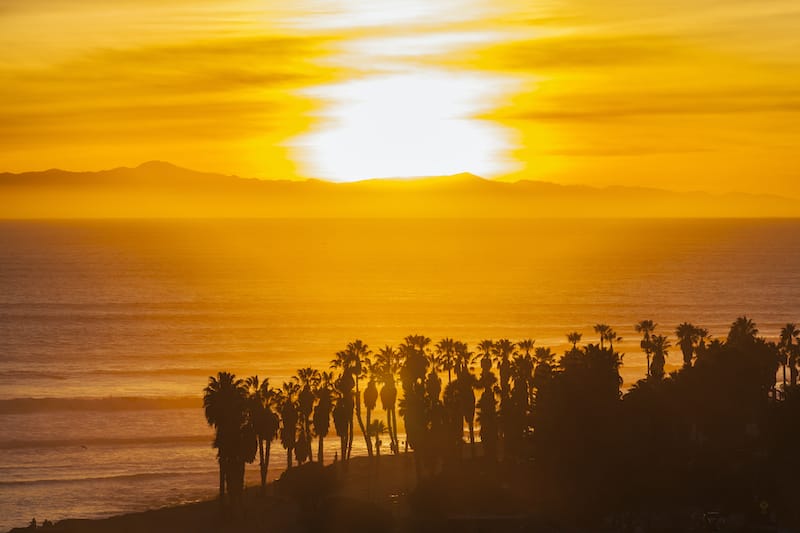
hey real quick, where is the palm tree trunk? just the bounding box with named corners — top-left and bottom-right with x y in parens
top-left (287, 446), bottom-right (293, 469)
top-left (385, 408), bottom-right (395, 453)
top-left (258, 438), bottom-right (266, 491)
top-left (318, 435), bottom-right (324, 463)
top-left (305, 419), bottom-right (313, 462)
top-left (264, 440), bottom-right (272, 489)
top-left (347, 417), bottom-right (354, 460)
top-left (366, 406), bottom-right (372, 452)
top-left (468, 421), bottom-right (475, 458)
top-left (218, 458), bottom-right (225, 504)
top-left (354, 380), bottom-right (373, 457)
top-left (391, 407), bottom-right (399, 455)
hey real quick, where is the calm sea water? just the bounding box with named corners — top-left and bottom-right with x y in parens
top-left (1, 218), bottom-right (799, 530)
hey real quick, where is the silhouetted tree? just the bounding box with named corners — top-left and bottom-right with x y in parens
top-left (332, 340), bottom-right (373, 458)
top-left (312, 371), bottom-right (334, 463)
top-left (295, 367), bottom-right (319, 462)
top-left (675, 322), bottom-right (703, 368)
top-left (203, 372), bottom-right (256, 507)
top-left (566, 332), bottom-right (581, 350)
top-left (594, 324), bottom-right (610, 349)
top-left (435, 337), bottom-right (456, 384)
top-left (332, 369), bottom-right (355, 461)
top-left (278, 381), bottom-right (300, 469)
top-left (635, 320), bottom-right (656, 377)
top-left (649, 335), bottom-right (671, 380)
top-left (375, 345), bottom-right (400, 453)
top-left (779, 323), bottom-right (799, 389)
top-left (368, 419), bottom-right (388, 459)
top-left (245, 376), bottom-right (279, 492)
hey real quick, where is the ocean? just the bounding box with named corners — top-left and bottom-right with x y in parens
top-left (1, 218), bottom-right (799, 530)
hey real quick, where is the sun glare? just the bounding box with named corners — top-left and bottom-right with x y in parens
top-left (293, 69), bottom-right (519, 181)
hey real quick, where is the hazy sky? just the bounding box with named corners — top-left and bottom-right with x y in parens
top-left (1, 0), bottom-right (799, 192)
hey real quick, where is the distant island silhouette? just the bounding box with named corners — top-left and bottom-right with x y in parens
top-left (2, 161), bottom-right (797, 218)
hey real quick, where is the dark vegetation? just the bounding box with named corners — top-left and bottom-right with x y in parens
top-left (202, 317), bottom-right (800, 531)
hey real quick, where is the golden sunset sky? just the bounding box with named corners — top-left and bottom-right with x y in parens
top-left (1, 0), bottom-right (798, 193)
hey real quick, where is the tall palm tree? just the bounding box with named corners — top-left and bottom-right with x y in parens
top-left (452, 341), bottom-right (477, 455)
top-left (518, 339), bottom-right (535, 358)
top-left (594, 324), bottom-right (610, 349)
top-left (779, 323), bottom-right (800, 388)
top-left (245, 376), bottom-right (279, 492)
top-left (493, 339), bottom-right (515, 407)
top-left (604, 328), bottom-right (622, 352)
top-left (368, 419), bottom-right (388, 459)
top-left (331, 368), bottom-right (355, 460)
top-left (566, 332), bottom-right (582, 350)
top-left (203, 372), bottom-right (252, 504)
top-left (675, 323), bottom-right (699, 369)
top-left (649, 335), bottom-right (671, 380)
top-left (374, 345), bottom-right (400, 453)
top-left (635, 320), bottom-right (656, 377)
top-left (517, 339), bottom-right (536, 407)
top-left (332, 390), bottom-right (350, 464)
top-left (277, 381), bottom-right (300, 469)
top-left (312, 371), bottom-right (334, 463)
top-left (454, 340), bottom-right (473, 375)
top-left (332, 340), bottom-right (374, 457)
top-left (363, 377), bottom-right (379, 448)
top-left (348, 340), bottom-right (373, 457)
top-left (294, 367), bottom-right (319, 462)
top-left (435, 338), bottom-right (456, 384)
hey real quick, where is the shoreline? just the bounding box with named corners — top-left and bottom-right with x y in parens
top-left (6, 453), bottom-right (415, 533)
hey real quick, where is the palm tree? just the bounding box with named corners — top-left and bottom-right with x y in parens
top-left (348, 340), bottom-right (373, 457)
top-left (332, 340), bottom-right (374, 457)
top-left (594, 324), bottom-right (610, 349)
top-left (534, 346), bottom-right (555, 365)
top-left (493, 338), bottom-right (515, 405)
top-left (277, 381), bottom-right (300, 469)
top-left (363, 377), bottom-right (379, 448)
top-left (635, 320), bottom-right (656, 377)
top-left (203, 372), bottom-right (253, 504)
top-left (294, 367), bottom-right (320, 461)
top-left (332, 368), bottom-right (355, 460)
top-left (245, 376), bottom-right (279, 492)
top-left (374, 345), bottom-right (400, 453)
top-left (649, 335), bottom-right (671, 380)
top-left (517, 339), bottom-right (536, 406)
top-left (728, 316), bottom-right (758, 344)
top-left (452, 341), bottom-right (477, 455)
top-left (604, 328), bottom-right (622, 352)
top-left (368, 419), bottom-right (388, 459)
top-left (675, 323), bottom-right (699, 369)
top-left (779, 323), bottom-right (800, 388)
top-left (518, 339), bottom-right (535, 357)
top-left (566, 332), bottom-right (582, 350)
top-left (312, 371), bottom-right (334, 463)
top-left (332, 391), bottom-right (350, 464)
top-left (454, 340), bottom-right (473, 375)
top-left (435, 338), bottom-right (457, 384)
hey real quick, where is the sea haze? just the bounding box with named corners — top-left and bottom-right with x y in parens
top-left (1, 218), bottom-right (799, 529)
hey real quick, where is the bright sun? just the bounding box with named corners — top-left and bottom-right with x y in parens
top-left (292, 69), bottom-right (518, 181)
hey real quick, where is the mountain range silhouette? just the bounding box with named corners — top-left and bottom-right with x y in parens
top-left (1, 161), bottom-right (796, 218)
